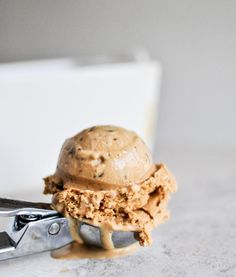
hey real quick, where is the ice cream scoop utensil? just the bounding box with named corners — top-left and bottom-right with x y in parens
top-left (0, 198), bottom-right (72, 261)
top-left (0, 198), bottom-right (138, 261)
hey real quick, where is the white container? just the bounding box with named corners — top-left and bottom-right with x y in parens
top-left (0, 59), bottom-right (162, 195)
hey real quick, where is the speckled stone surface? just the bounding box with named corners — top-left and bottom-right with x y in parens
top-left (0, 147), bottom-right (235, 277)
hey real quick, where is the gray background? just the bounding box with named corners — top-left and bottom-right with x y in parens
top-left (1, 0), bottom-right (236, 148)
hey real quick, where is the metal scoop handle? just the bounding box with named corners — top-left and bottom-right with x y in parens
top-left (0, 198), bottom-right (58, 217)
top-left (0, 198), bottom-right (72, 261)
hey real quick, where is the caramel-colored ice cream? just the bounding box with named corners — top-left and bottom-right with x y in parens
top-left (44, 125), bottom-right (177, 247)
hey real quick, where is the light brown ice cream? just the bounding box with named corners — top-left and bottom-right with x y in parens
top-left (44, 125), bottom-right (177, 249)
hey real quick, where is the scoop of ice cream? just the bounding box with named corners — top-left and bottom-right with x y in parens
top-left (44, 125), bottom-right (177, 248)
top-left (53, 125), bottom-right (154, 190)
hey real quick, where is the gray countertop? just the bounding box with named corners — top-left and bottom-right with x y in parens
top-left (0, 146), bottom-right (235, 277)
